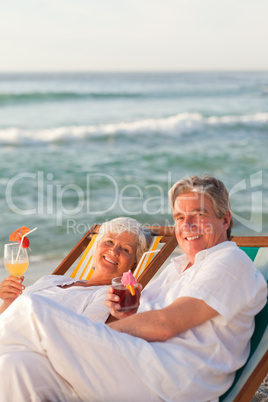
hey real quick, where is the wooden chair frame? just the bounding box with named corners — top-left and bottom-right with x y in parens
top-left (230, 236), bottom-right (268, 247)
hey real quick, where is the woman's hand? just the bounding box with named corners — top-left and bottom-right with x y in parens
top-left (0, 275), bottom-right (25, 302)
top-left (105, 284), bottom-right (141, 320)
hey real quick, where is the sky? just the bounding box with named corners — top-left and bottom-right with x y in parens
top-left (1, 0), bottom-right (268, 72)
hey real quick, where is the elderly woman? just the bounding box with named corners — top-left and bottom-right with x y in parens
top-left (0, 217), bottom-right (151, 321)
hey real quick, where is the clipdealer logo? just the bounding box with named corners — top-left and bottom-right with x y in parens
top-left (5, 170), bottom-right (264, 233)
top-left (229, 171), bottom-right (263, 232)
top-left (5, 171), bottom-right (173, 227)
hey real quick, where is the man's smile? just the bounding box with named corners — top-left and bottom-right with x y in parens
top-left (185, 235), bottom-right (202, 241)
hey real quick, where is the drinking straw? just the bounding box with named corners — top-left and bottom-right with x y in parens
top-left (134, 249), bottom-right (160, 278)
top-left (15, 227), bottom-right (38, 263)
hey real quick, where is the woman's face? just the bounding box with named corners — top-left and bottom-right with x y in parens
top-left (93, 231), bottom-right (138, 279)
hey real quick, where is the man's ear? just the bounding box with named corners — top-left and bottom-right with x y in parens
top-left (223, 210), bottom-right (232, 230)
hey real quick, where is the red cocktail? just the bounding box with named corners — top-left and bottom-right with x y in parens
top-left (112, 276), bottom-right (141, 312)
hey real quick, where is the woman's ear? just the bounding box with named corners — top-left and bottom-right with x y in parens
top-left (131, 261), bottom-right (137, 271)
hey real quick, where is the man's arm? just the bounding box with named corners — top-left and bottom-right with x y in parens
top-left (107, 296), bottom-right (218, 342)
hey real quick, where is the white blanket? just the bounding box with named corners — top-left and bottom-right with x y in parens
top-left (0, 295), bottom-right (161, 402)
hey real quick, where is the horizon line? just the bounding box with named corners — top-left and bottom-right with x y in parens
top-left (0, 69), bottom-right (268, 74)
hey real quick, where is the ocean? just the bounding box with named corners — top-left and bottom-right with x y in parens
top-left (0, 71), bottom-right (267, 285)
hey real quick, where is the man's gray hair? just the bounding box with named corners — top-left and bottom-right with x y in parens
top-left (168, 175), bottom-right (233, 239)
top-left (97, 217), bottom-right (152, 264)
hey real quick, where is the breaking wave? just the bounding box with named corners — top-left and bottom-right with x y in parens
top-left (1, 112), bottom-right (268, 145)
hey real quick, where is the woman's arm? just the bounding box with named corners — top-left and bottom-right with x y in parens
top-left (107, 296), bottom-right (218, 342)
top-left (0, 276), bottom-right (25, 313)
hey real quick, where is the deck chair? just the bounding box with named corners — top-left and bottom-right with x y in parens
top-left (219, 236), bottom-right (268, 402)
top-left (52, 224), bottom-right (178, 289)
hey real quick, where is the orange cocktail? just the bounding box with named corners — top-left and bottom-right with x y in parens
top-left (4, 243), bottom-right (29, 277)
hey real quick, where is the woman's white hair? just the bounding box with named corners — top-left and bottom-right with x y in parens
top-left (97, 217), bottom-right (152, 264)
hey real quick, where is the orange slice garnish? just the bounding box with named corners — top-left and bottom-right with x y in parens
top-left (126, 285), bottom-right (135, 296)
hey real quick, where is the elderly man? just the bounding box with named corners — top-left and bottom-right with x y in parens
top-left (0, 175), bottom-right (266, 402)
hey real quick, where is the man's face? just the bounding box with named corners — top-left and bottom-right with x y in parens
top-left (173, 192), bottom-right (231, 265)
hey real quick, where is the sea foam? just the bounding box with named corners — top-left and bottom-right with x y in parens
top-left (0, 112), bottom-right (267, 145)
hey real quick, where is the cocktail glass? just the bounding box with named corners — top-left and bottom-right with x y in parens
top-left (112, 276), bottom-right (141, 312)
top-left (4, 243), bottom-right (29, 277)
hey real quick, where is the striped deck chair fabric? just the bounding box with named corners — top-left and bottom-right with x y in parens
top-left (70, 234), bottom-right (98, 280)
top-left (133, 235), bottom-right (162, 279)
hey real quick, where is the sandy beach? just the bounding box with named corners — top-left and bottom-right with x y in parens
top-left (252, 376), bottom-right (268, 402)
